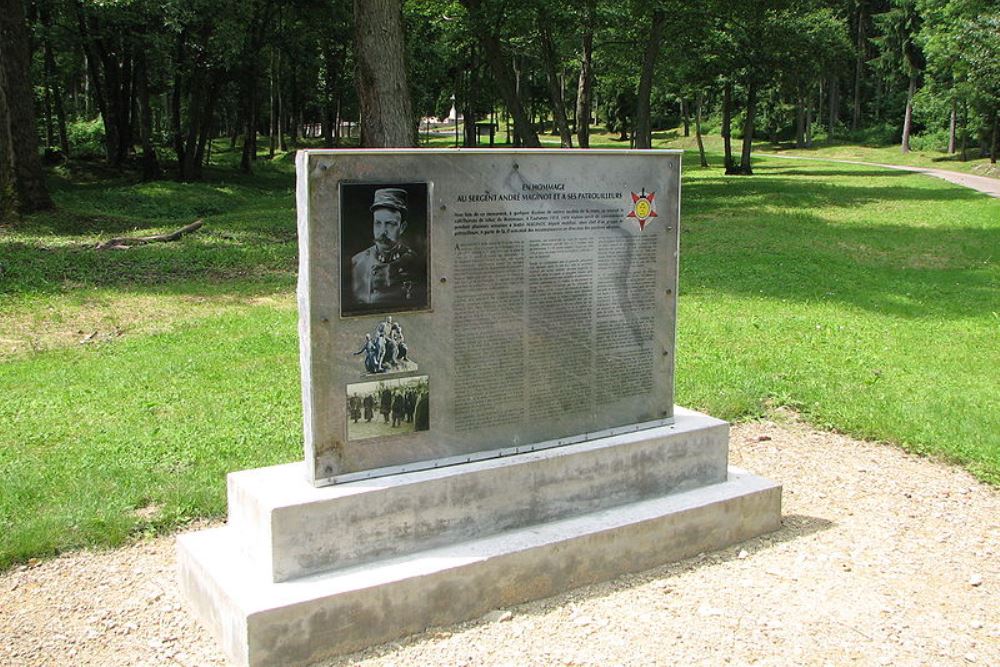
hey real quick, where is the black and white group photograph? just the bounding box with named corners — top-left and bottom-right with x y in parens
top-left (345, 375), bottom-right (429, 441)
top-left (340, 182), bottom-right (430, 317)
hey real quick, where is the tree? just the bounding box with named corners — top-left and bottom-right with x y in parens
top-left (355, 0), bottom-right (416, 147)
top-left (873, 0), bottom-right (923, 152)
top-left (632, 6), bottom-right (667, 149)
top-left (574, 0), bottom-right (596, 148)
top-left (458, 0), bottom-right (541, 148)
top-left (0, 0), bottom-right (53, 216)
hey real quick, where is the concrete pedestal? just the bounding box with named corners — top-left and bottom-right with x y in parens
top-left (177, 408), bottom-right (781, 666)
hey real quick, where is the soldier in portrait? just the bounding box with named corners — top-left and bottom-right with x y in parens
top-left (342, 187), bottom-right (428, 315)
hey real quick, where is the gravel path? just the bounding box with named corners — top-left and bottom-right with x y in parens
top-left (2, 418), bottom-right (997, 666)
top-left (761, 153), bottom-right (1000, 197)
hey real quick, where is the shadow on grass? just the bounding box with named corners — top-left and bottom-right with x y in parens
top-left (680, 174), bottom-right (997, 320)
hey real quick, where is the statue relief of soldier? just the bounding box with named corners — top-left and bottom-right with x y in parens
top-left (340, 183), bottom-right (430, 317)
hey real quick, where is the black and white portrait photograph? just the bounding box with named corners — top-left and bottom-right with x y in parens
top-left (340, 182), bottom-right (430, 317)
top-left (346, 375), bottom-right (429, 441)
top-left (351, 315), bottom-right (417, 377)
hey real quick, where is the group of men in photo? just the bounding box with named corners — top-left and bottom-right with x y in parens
top-left (353, 315), bottom-right (411, 375)
top-left (347, 383), bottom-right (429, 431)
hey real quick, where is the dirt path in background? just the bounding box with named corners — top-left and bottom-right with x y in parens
top-left (2, 418), bottom-right (997, 666)
top-left (762, 153), bottom-right (1000, 198)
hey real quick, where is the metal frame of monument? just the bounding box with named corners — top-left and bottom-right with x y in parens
top-left (177, 149), bottom-right (783, 667)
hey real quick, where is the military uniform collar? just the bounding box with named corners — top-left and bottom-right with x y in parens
top-left (374, 243), bottom-right (409, 263)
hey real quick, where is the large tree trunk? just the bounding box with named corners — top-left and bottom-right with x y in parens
top-left (633, 9), bottom-right (667, 149)
top-left (0, 0), bottom-right (54, 216)
top-left (947, 96), bottom-right (957, 154)
top-left (575, 5), bottom-right (594, 149)
top-left (734, 82), bottom-right (756, 175)
top-left (722, 81), bottom-right (733, 171)
top-left (538, 13), bottom-right (572, 148)
top-left (355, 0), bottom-right (415, 147)
top-left (695, 91), bottom-right (708, 167)
top-left (901, 72), bottom-right (916, 153)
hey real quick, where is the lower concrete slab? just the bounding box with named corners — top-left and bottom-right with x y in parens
top-left (177, 467), bottom-right (781, 667)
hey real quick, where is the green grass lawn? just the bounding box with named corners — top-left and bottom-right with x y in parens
top-left (1, 140), bottom-right (997, 570)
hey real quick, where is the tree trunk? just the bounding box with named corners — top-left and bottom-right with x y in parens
top-left (135, 50), bottom-right (160, 180)
top-left (735, 82), bottom-right (756, 175)
top-left (269, 49), bottom-right (277, 158)
top-left (0, 0), bottom-right (54, 216)
top-left (239, 1), bottom-right (274, 172)
top-left (575, 6), bottom-right (594, 149)
top-left (459, 0), bottom-right (538, 148)
top-left (722, 81), bottom-right (733, 171)
top-left (805, 92), bottom-right (813, 148)
top-left (991, 110), bottom-right (998, 164)
top-left (960, 102), bottom-right (968, 161)
top-left (38, 3), bottom-right (68, 155)
top-left (355, 0), bottom-right (415, 147)
top-left (633, 9), bottom-right (667, 149)
top-left (947, 96), bottom-right (957, 154)
top-left (191, 77), bottom-right (220, 178)
top-left (462, 50), bottom-right (476, 147)
top-left (852, 2), bottom-right (865, 131)
top-left (240, 70), bottom-right (259, 171)
top-left (828, 76), bottom-right (839, 134)
top-left (284, 55), bottom-right (294, 149)
top-left (695, 91), bottom-right (707, 167)
top-left (322, 45), bottom-right (341, 148)
top-left (901, 72), bottom-right (916, 153)
top-left (795, 96), bottom-right (805, 148)
top-left (538, 13), bottom-right (572, 147)
top-left (43, 42), bottom-right (68, 155)
top-left (75, 5), bottom-right (134, 167)
top-left (681, 98), bottom-right (690, 137)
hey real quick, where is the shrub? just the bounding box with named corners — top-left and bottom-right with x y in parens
top-left (908, 128), bottom-right (951, 152)
top-left (67, 118), bottom-right (105, 159)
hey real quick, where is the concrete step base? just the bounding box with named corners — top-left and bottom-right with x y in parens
top-left (177, 467), bottom-right (780, 666)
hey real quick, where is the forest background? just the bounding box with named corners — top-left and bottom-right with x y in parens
top-left (2, 0), bottom-right (999, 215)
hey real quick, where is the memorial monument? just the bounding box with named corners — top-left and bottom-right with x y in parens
top-left (178, 149), bottom-right (781, 666)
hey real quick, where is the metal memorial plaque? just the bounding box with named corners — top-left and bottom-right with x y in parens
top-left (296, 149), bottom-right (681, 485)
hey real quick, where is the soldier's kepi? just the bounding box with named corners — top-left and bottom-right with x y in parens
top-left (350, 188), bottom-right (423, 307)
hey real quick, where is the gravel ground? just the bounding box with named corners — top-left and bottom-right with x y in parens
top-left (2, 417), bottom-right (997, 666)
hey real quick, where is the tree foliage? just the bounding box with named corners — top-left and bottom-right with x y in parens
top-left (4, 0), bottom-right (996, 188)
